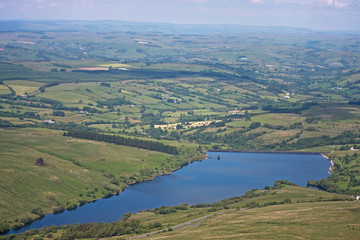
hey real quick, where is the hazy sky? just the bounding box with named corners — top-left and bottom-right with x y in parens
top-left (0, 0), bottom-right (359, 31)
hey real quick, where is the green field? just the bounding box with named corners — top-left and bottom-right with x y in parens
top-left (0, 23), bottom-right (359, 238)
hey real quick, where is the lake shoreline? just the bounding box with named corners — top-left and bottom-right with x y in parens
top-left (209, 150), bottom-right (334, 174)
top-left (4, 150), bottom-right (329, 236)
top-left (320, 153), bottom-right (334, 174)
top-left (4, 153), bottom-right (209, 236)
top-left (207, 149), bottom-right (323, 155)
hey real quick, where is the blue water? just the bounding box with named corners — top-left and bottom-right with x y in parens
top-left (7, 152), bottom-right (330, 235)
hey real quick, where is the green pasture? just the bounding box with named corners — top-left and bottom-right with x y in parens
top-left (259, 129), bottom-right (300, 144)
top-left (8, 85), bottom-right (39, 95)
top-left (146, 63), bottom-right (210, 72)
top-left (97, 63), bottom-right (132, 68)
top-left (214, 127), bottom-right (243, 137)
top-left (39, 89), bottom-right (97, 107)
top-left (131, 95), bottom-right (159, 105)
top-left (251, 113), bottom-right (303, 126)
top-left (299, 130), bottom-right (338, 139)
top-left (50, 113), bottom-right (88, 124)
top-left (87, 124), bottom-right (115, 131)
top-left (226, 119), bottom-right (251, 128)
top-left (17, 61), bottom-right (63, 72)
top-left (39, 91), bottom-right (91, 105)
top-left (0, 85), bottom-right (10, 95)
top-left (302, 103), bottom-right (360, 122)
top-left (3, 80), bottom-right (43, 87)
top-left (0, 117), bottom-right (37, 125)
top-left (3, 80), bottom-right (43, 95)
top-left (297, 145), bottom-right (340, 152)
top-left (91, 112), bottom-right (123, 121)
top-left (115, 105), bottom-right (140, 114)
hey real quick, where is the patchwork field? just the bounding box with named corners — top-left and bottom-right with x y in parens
top-left (0, 25), bottom-right (359, 238)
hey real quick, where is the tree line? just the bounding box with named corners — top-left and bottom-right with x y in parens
top-left (65, 129), bottom-right (178, 155)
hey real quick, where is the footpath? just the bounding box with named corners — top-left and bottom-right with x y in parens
top-left (126, 208), bottom-right (247, 239)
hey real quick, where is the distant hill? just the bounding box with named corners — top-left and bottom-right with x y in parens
top-left (0, 20), bottom-right (316, 34)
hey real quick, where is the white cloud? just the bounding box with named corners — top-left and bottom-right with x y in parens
top-left (159, 0), bottom-right (208, 3)
top-left (323, 0), bottom-right (349, 8)
top-left (250, 0), bottom-right (354, 8)
top-left (188, 0), bottom-right (208, 3)
top-left (250, 0), bottom-right (265, 3)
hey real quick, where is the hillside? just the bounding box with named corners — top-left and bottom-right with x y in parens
top-left (130, 201), bottom-right (360, 240)
top-left (0, 128), bottom-right (204, 232)
top-left (0, 21), bottom-right (359, 238)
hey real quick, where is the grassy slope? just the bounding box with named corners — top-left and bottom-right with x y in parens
top-left (119, 186), bottom-right (358, 240)
top-left (140, 201), bottom-right (360, 240)
top-left (0, 127), bottom-right (174, 228)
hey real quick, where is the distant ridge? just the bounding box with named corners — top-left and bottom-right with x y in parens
top-left (0, 20), bottom-right (316, 34)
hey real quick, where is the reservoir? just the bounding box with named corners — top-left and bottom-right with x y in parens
top-left (7, 152), bottom-right (331, 235)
